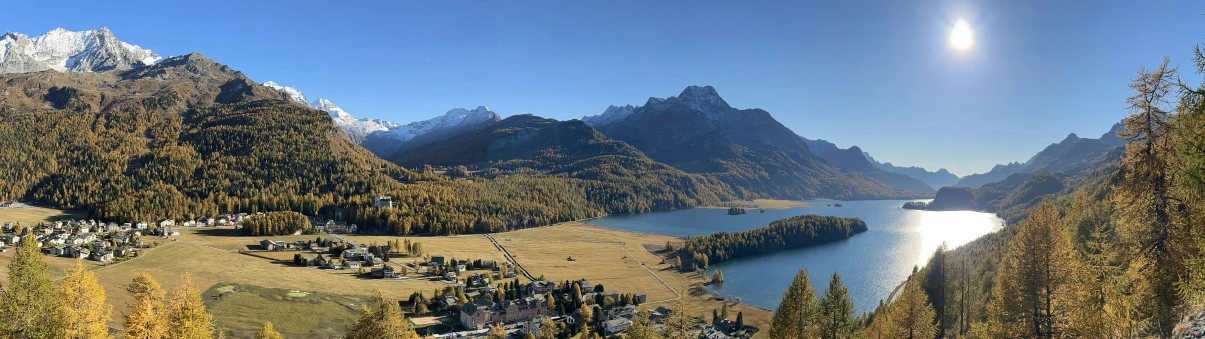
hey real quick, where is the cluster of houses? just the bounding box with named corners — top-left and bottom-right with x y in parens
top-left (457, 278), bottom-right (651, 336)
top-left (2, 220), bottom-right (152, 263)
top-left (460, 295), bottom-right (551, 330)
top-left (159, 213), bottom-right (253, 229)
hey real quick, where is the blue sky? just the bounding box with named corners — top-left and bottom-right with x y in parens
top-left (5, 0), bottom-right (1203, 175)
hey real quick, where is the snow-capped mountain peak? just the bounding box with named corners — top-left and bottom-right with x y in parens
top-left (262, 81), bottom-right (500, 150)
top-left (310, 98), bottom-right (353, 120)
top-left (0, 27), bottom-right (161, 74)
top-left (581, 104), bottom-right (636, 126)
top-left (263, 81), bottom-right (308, 105)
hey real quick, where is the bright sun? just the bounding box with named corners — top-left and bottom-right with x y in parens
top-left (950, 19), bottom-right (973, 50)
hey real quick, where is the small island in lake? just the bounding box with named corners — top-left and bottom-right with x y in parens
top-left (727, 207), bottom-right (747, 215)
top-left (901, 201), bottom-right (929, 210)
top-left (665, 214), bottom-right (868, 270)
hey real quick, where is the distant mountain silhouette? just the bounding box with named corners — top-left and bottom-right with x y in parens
top-left (863, 152), bottom-right (960, 189)
top-left (584, 86), bottom-right (929, 200)
top-left (390, 114), bottom-right (645, 169)
top-left (954, 122), bottom-right (1124, 188)
top-left (801, 139), bottom-right (935, 193)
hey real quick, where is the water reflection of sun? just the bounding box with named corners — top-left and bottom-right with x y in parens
top-left (915, 210), bottom-right (1004, 266)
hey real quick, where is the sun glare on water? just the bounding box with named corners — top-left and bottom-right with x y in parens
top-left (950, 19), bottom-right (974, 51)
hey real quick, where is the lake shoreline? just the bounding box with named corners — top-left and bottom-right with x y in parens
top-left (584, 199), bottom-right (1005, 314)
top-left (700, 199), bottom-right (816, 210)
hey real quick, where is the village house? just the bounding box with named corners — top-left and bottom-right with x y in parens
top-left (604, 319), bottom-right (633, 334)
top-left (45, 247), bottom-right (64, 256)
top-left (373, 194), bottom-right (392, 207)
top-left (430, 256), bottom-right (445, 267)
top-left (346, 261), bottom-right (362, 269)
top-left (529, 280), bottom-right (557, 294)
top-left (66, 246), bottom-right (90, 260)
top-left (91, 249), bottom-right (114, 262)
top-left (260, 240), bottom-right (277, 251)
top-left (441, 295), bottom-right (459, 308)
top-left (372, 265), bottom-right (400, 278)
top-left (467, 273), bottom-right (491, 288)
top-left (459, 295), bottom-right (550, 330)
top-left (634, 292), bottom-right (647, 304)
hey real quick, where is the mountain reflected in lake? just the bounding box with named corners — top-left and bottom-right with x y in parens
top-left (585, 199), bottom-right (1004, 313)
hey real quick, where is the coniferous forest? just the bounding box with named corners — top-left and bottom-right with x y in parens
top-left (682, 215), bottom-right (867, 265)
top-left (0, 54), bottom-right (735, 236)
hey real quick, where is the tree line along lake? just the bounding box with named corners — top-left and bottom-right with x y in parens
top-left (584, 199), bottom-right (1004, 314)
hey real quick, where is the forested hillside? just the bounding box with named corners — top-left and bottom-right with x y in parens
top-left (0, 53), bottom-right (734, 235)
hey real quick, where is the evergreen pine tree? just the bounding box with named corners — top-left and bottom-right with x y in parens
top-left (769, 268), bottom-right (820, 338)
top-left (817, 273), bottom-right (859, 339)
top-left (0, 235), bottom-right (64, 338)
top-left (662, 299), bottom-right (693, 339)
top-left (921, 242), bottom-right (947, 337)
top-left (1114, 56), bottom-right (1187, 337)
top-left (886, 280), bottom-right (938, 339)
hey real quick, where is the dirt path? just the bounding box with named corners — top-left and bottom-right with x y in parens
top-left (615, 242), bottom-right (682, 305)
top-left (483, 233), bottom-right (536, 281)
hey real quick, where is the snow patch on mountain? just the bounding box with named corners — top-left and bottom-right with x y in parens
top-left (0, 27), bottom-right (161, 74)
top-left (582, 85), bottom-right (735, 126)
top-left (262, 81), bottom-right (499, 145)
top-left (263, 81), bottom-right (308, 105)
top-left (582, 105), bottom-right (636, 126)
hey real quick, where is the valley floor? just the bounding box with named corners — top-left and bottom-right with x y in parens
top-left (0, 207), bottom-right (773, 338)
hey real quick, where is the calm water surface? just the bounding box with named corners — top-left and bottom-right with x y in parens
top-left (584, 199), bottom-right (1003, 314)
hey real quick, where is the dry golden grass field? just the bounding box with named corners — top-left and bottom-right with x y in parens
top-left (83, 241), bottom-right (446, 331)
top-left (0, 206), bottom-right (87, 226)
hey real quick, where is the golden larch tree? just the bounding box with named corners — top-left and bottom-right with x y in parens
top-left (254, 322), bottom-right (284, 339)
top-left (60, 259), bottom-right (112, 338)
top-left (769, 268), bottom-right (820, 339)
top-left (987, 200), bottom-right (1085, 338)
top-left (166, 273), bottom-right (216, 339)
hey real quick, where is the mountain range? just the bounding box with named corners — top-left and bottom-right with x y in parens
top-left (260, 81), bottom-right (502, 157)
top-left (953, 123), bottom-right (1124, 188)
top-left (579, 85), bottom-right (927, 199)
top-left (3, 27), bottom-right (1047, 212)
top-left (862, 153), bottom-right (961, 189)
top-left (0, 28), bottom-right (160, 74)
